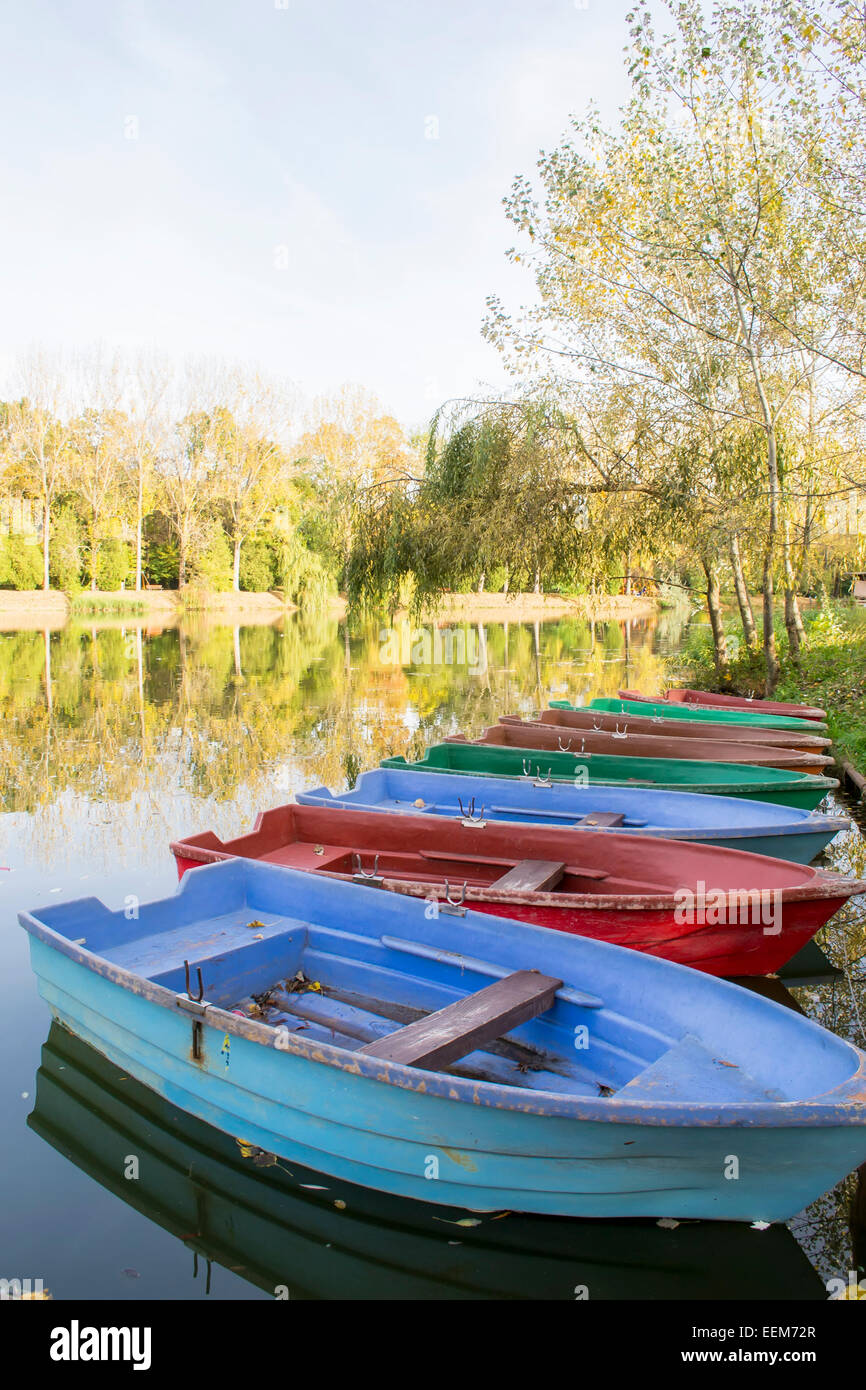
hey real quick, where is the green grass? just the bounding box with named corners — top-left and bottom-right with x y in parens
top-left (69, 594), bottom-right (148, 617)
top-left (679, 602), bottom-right (866, 772)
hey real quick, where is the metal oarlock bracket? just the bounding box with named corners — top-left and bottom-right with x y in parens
top-left (457, 796), bottom-right (487, 827)
top-left (533, 767), bottom-right (553, 788)
top-left (178, 959), bottom-right (211, 1060)
top-left (352, 852), bottom-right (384, 887)
top-left (611, 722), bottom-right (629, 739)
top-left (439, 879), bottom-right (467, 917)
top-left (557, 737), bottom-right (573, 751)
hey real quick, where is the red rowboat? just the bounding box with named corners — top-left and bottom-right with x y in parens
top-left (619, 688), bottom-right (827, 721)
top-left (453, 721), bottom-right (834, 777)
top-left (512, 707), bottom-right (831, 754)
top-left (170, 803), bottom-right (865, 977)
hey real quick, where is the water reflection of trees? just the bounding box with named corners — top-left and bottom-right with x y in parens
top-left (0, 611), bottom-right (677, 867)
top-left (3, 603), bottom-right (866, 1287)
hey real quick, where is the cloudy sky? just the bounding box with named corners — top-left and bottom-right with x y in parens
top-left (1, 0), bottom-right (633, 425)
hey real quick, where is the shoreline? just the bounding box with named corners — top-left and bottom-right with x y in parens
top-left (0, 588), bottom-right (658, 631)
top-left (397, 592), bottom-right (659, 623)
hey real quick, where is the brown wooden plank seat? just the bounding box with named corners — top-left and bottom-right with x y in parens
top-left (574, 812), bottom-right (626, 827)
top-left (418, 850), bottom-right (606, 887)
top-left (358, 969), bottom-right (563, 1069)
top-left (489, 859), bottom-right (566, 892)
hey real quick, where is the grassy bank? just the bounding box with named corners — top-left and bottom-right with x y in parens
top-left (678, 602), bottom-right (866, 772)
top-left (69, 594), bottom-right (148, 617)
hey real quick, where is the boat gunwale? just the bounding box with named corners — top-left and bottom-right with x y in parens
top-left (467, 724), bottom-right (836, 770)
top-left (168, 839), bottom-right (866, 912)
top-left (296, 786), bottom-right (852, 842)
top-left (19, 899), bottom-right (866, 1129)
top-left (589, 697), bottom-right (829, 734)
top-left (381, 753), bottom-right (841, 797)
top-left (512, 712), bottom-right (834, 751)
top-left (621, 688), bottom-right (828, 721)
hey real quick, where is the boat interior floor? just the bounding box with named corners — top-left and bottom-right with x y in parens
top-left (252, 843), bottom-right (666, 896)
top-left (381, 799), bottom-right (650, 827)
top-left (107, 903), bottom-right (788, 1105)
top-left (233, 969), bottom-right (783, 1106)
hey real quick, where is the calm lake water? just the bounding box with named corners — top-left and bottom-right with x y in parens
top-left (1, 606), bottom-right (863, 1300)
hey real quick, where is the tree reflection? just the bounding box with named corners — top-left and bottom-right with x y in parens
top-left (0, 609), bottom-right (679, 867)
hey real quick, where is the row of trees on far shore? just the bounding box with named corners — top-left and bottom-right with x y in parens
top-left (0, 358), bottom-right (417, 603)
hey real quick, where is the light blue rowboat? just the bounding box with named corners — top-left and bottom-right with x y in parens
top-left (20, 859), bottom-right (866, 1222)
top-left (297, 768), bottom-right (849, 864)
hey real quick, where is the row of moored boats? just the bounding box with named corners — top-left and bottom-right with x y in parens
top-left (20, 685), bottom-right (866, 1224)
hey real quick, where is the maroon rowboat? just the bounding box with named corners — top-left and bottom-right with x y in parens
top-left (511, 707), bottom-right (831, 754)
top-left (619, 688), bottom-right (827, 721)
top-left (451, 721), bottom-right (834, 777)
top-left (169, 803), bottom-right (865, 978)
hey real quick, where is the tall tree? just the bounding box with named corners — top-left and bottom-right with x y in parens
top-left (7, 353), bottom-right (73, 591)
top-left (204, 374), bottom-right (294, 591)
top-left (484, 0), bottom-right (853, 689)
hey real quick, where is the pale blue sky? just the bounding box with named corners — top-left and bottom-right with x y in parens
top-left (1, 0), bottom-right (632, 425)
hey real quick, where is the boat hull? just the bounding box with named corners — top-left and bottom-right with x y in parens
top-left (587, 697), bottom-right (827, 734)
top-left (621, 689), bottom-right (827, 721)
top-left (380, 747), bottom-right (837, 810)
top-left (463, 895), bottom-right (847, 977)
top-left (29, 1024), bottom-right (828, 1301)
top-left (27, 939), bottom-right (866, 1222)
top-left (297, 772), bottom-right (848, 864)
top-left (521, 708), bottom-right (832, 754)
top-left (474, 722), bottom-right (833, 775)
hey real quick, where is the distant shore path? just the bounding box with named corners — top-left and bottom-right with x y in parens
top-left (0, 588), bottom-right (658, 630)
top-left (401, 592), bottom-right (659, 623)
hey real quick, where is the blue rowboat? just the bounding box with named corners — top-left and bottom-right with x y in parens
top-left (20, 860), bottom-right (866, 1222)
top-left (29, 1022), bottom-right (827, 1300)
top-left (297, 768), bottom-right (849, 864)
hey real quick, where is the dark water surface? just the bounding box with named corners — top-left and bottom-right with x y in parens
top-left (1, 607), bottom-right (863, 1300)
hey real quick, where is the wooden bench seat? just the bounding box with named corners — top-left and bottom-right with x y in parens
top-left (490, 859), bottom-right (566, 892)
top-left (358, 969), bottom-right (563, 1069)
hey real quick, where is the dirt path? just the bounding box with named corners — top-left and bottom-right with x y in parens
top-left (404, 592), bottom-right (658, 623)
top-left (0, 587), bottom-right (657, 630)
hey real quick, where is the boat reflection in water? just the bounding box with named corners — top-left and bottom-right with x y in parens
top-left (29, 1023), bottom-right (826, 1301)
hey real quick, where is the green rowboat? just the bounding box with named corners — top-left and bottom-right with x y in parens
top-left (380, 743), bottom-right (836, 810)
top-left (573, 697), bottom-right (829, 735)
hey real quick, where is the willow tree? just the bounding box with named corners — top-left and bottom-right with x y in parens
top-left (485, 0), bottom-right (851, 690)
top-left (297, 387), bottom-right (418, 588)
top-left (345, 395), bottom-right (676, 617)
